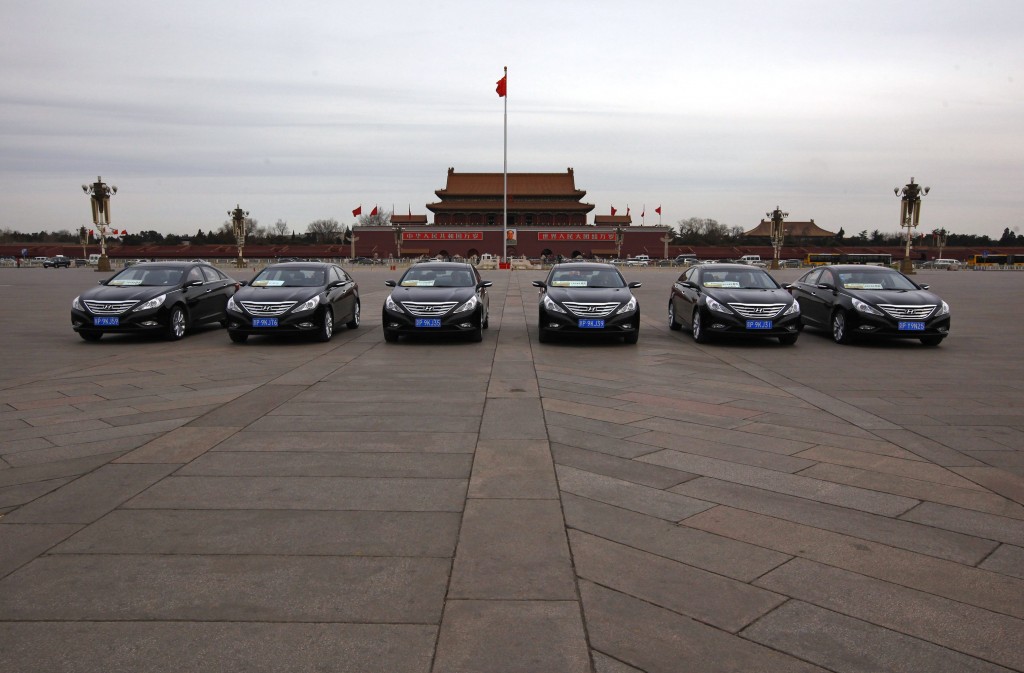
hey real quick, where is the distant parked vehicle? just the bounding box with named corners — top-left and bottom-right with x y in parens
top-left (43, 256), bottom-right (71, 268)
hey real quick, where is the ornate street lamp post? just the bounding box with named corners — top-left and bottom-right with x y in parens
top-left (393, 225), bottom-right (404, 260)
top-left (766, 206), bottom-right (789, 270)
top-left (82, 176), bottom-right (116, 271)
top-left (895, 177), bottom-right (930, 274)
top-left (660, 232), bottom-right (672, 262)
top-left (934, 227), bottom-right (949, 260)
top-left (228, 205), bottom-right (248, 268)
top-left (615, 226), bottom-right (624, 260)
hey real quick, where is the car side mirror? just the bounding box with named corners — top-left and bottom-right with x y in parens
top-left (384, 280), bottom-right (396, 287)
top-left (782, 283), bottom-right (794, 290)
top-left (918, 283), bottom-right (930, 290)
top-left (680, 280), bottom-right (697, 289)
top-left (238, 280), bottom-right (248, 287)
top-left (479, 281), bottom-right (493, 288)
top-left (628, 282), bottom-right (642, 288)
top-left (532, 280), bottom-right (546, 289)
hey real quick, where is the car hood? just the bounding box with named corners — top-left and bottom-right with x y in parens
top-left (703, 287), bottom-right (794, 304)
top-left (234, 286), bottom-right (322, 302)
top-left (843, 288), bottom-right (944, 306)
top-left (390, 286), bottom-right (477, 303)
top-left (79, 284), bottom-right (172, 302)
top-left (545, 287), bottom-right (634, 304)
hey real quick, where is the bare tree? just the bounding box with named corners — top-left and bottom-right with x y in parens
top-left (306, 218), bottom-right (343, 243)
top-left (272, 219), bottom-right (289, 237)
top-left (358, 209), bottom-right (392, 227)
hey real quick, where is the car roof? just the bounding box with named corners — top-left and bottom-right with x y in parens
top-left (552, 262), bottom-right (616, 270)
top-left (263, 262), bottom-right (333, 269)
top-left (697, 263), bottom-right (765, 271)
top-left (407, 262), bottom-right (473, 270)
top-left (821, 264), bottom-right (896, 271)
top-left (121, 262), bottom-right (199, 269)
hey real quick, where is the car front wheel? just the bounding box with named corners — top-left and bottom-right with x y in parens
top-left (692, 309), bottom-right (710, 343)
top-left (346, 301), bottom-right (360, 329)
top-left (166, 306), bottom-right (187, 341)
top-left (920, 335), bottom-right (944, 347)
top-left (317, 307), bottom-right (333, 342)
top-left (668, 302), bottom-right (681, 330)
top-left (831, 310), bottom-right (852, 344)
top-left (79, 330), bottom-right (102, 342)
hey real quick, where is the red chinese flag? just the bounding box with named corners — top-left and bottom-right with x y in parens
top-left (89, 229), bottom-right (94, 238)
top-left (496, 74), bottom-right (507, 97)
top-left (120, 229), bottom-right (127, 235)
top-left (370, 206), bottom-right (378, 217)
top-left (641, 208), bottom-right (645, 218)
top-left (352, 206), bottom-right (362, 217)
top-left (610, 207), bottom-right (617, 216)
top-left (626, 207), bottom-right (630, 217)
top-left (655, 206), bottom-right (662, 215)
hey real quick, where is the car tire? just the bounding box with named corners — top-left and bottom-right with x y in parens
top-left (920, 335), bottom-right (944, 347)
top-left (166, 306), bottom-right (187, 341)
top-left (229, 331), bottom-right (248, 343)
top-left (623, 328), bottom-right (639, 344)
top-left (482, 310), bottom-right (489, 330)
top-left (383, 328), bottom-right (399, 343)
top-left (692, 309), bottom-right (711, 343)
top-left (778, 333), bottom-right (799, 346)
top-left (831, 310), bottom-right (852, 344)
top-left (468, 321), bottom-right (483, 343)
top-left (317, 307), bottom-right (333, 342)
top-left (668, 302), bottom-right (681, 330)
top-left (78, 330), bottom-right (102, 342)
top-left (346, 301), bottom-right (360, 329)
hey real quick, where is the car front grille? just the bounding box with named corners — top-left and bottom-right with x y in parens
top-left (239, 301), bottom-right (296, 317)
top-left (877, 304), bottom-right (936, 320)
top-left (727, 303), bottom-right (787, 319)
top-left (83, 300), bottom-right (138, 315)
top-left (562, 302), bottom-right (620, 318)
top-left (401, 301), bottom-right (459, 317)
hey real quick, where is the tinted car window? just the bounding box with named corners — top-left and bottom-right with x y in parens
top-left (549, 268), bottom-right (624, 288)
top-left (251, 267), bottom-right (326, 287)
top-left (329, 267), bottom-right (343, 284)
top-left (108, 267), bottom-right (183, 287)
top-left (836, 270), bottom-right (917, 291)
top-left (185, 267), bottom-right (204, 284)
top-left (802, 268), bottom-right (822, 285)
top-left (400, 266), bottom-right (474, 287)
top-left (200, 266), bottom-right (222, 283)
top-left (701, 269), bottom-right (778, 289)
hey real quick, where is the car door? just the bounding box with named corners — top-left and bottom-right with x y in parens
top-left (673, 267), bottom-right (699, 325)
top-left (199, 266), bottom-right (233, 320)
top-left (794, 268), bottom-right (832, 327)
top-left (330, 266), bottom-right (357, 323)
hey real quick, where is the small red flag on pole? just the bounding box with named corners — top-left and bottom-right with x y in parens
top-left (655, 206), bottom-right (662, 215)
top-left (370, 205), bottom-right (378, 217)
top-left (610, 206), bottom-right (617, 216)
top-left (496, 73), bottom-right (507, 97)
top-left (352, 206), bottom-right (362, 217)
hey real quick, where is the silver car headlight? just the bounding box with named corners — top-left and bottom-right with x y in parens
top-left (293, 295), bottom-right (321, 313)
top-left (133, 294), bottom-right (167, 312)
top-left (852, 298), bottom-right (883, 316)
top-left (227, 296), bottom-right (240, 313)
top-left (72, 296), bottom-right (83, 311)
top-left (936, 300), bottom-right (950, 317)
top-left (706, 297), bottom-right (731, 315)
top-left (615, 296), bottom-right (637, 314)
top-left (783, 301), bottom-right (800, 315)
top-left (454, 295), bottom-right (479, 313)
top-left (385, 295), bottom-right (403, 312)
top-left (542, 295), bottom-right (566, 314)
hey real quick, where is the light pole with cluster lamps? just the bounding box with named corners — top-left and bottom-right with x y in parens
top-left (933, 227), bottom-right (949, 260)
top-left (228, 205), bottom-right (248, 268)
top-left (82, 176), bottom-right (116, 271)
top-left (895, 178), bottom-right (930, 274)
top-left (767, 206), bottom-right (788, 270)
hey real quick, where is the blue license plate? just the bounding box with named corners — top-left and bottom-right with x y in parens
top-left (253, 318), bottom-right (278, 327)
top-left (415, 318), bottom-right (442, 328)
top-left (746, 320), bottom-right (773, 330)
top-left (578, 319), bottom-right (605, 329)
top-left (93, 317), bottom-right (119, 326)
top-left (898, 321), bottom-right (925, 331)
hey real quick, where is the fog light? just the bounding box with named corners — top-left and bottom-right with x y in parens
top-left (388, 322), bottom-right (400, 328)
top-left (140, 321), bottom-right (159, 326)
top-left (712, 323), bottom-right (726, 329)
top-left (459, 322), bottom-right (472, 328)
top-left (548, 323), bottom-right (560, 328)
top-left (859, 325), bottom-right (875, 331)
top-left (298, 322), bottom-right (315, 328)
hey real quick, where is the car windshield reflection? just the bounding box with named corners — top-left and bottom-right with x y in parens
top-left (250, 268), bottom-right (326, 288)
top-left (701, 270), bottom-right (778, 290)
top-left (400, 267), bottom-right (476, 287)
top-left (108, 268), bottom-right (184, 287)
top-left (548, 269), bottom-right (624, 288)
top-left (837, 271), bottom-right (917, 291)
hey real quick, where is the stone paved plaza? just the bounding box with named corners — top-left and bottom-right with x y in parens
top-left (1, 265), bottom-right (1022, 672)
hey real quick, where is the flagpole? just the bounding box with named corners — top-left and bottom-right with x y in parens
top-left (502, 66), bottom-right (508, 264)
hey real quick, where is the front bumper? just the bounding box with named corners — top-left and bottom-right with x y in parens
top-left (539, 307), bottom-right (639, 335)
top-left (847, 312), bottom-right (951, 339)
top-left (700, 309), bottom-right (802, 338)
top-left (71, 307), bottom-right (169, 334)
top-left (382, 307), bottom-right (482, 334)
top-left (225, 307), bottom-right (324, 335)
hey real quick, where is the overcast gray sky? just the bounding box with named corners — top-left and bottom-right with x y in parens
top-left (2, 0), bottom-right (1022, 238)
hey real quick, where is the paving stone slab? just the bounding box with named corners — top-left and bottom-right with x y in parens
top-left (124, 475), bottom-right (467, 511)
top-left (187, 384), bottom-right (304, 427)
top-left (742, 600), bottom-right (1013, 673)
top-left (579, 581), bottom-right (827, 673)
top-left (179, 451), bottom-right (472, 478)
top-left (0, 477), bottom-right (73, 509)
top-left (557, 465), bottom-right (714, 521)
top-left (552, 444), bottom-right (696, 489)
top-left (562, 493), bottom-right (790, 581)
top-left (47, 417), bottom-right (191, 447)
top-left (248, 414), bottom-right (482, 433)
top-left (593, 652), bottom-right (645, 673)
top-left (467, 439), bottom-right (558, 499)
top-left (0, 622), bottom-right (437, 673)
top-left (0, 522), bottom-right (82, 579)
top-left (900, 501), bottom-right (1024, 547)
top-left (270, 400), bottom-right (486, 416)
top-left (952, 466), bottom-right (1024, 507)
top-left (2, 433), bottom-right (163, 467)
top-left (115, 425), bottom-right (239, 463)
top-left (755, 557), bottom-right (1024, 671)
top-left (684, 506), bottom-right (1024, 620)
top-left (448, 498), bottom-right (576, 600)
top-left (0, 554), bottom-right (449, 623)
top-left (673, 477), bottom-right (997, 564)
top-left (546, 425), bottom-right (660, 459)
top-left (630, 432), bottom-right (818, 472)
top-left (2, 464), bottom-right (177, 524)
top-left (795, 445), bottom-right (986, 490)
top-left (478, 397), bottom-right (547, 440)
top-left (53, 509), bottom-right (461, 557)
top-left (544, 411), bottom-right (650, 439)
top-left (213, 430), bottom-right (478, 453)
top-left (570, 530), bottom-right (786, 632)
top-left (631, 416), bottom-right (817, 454)
top-left (980, 544), bottom-right (1024, 579)
top-left (432, 600), bottom-right (590, 673)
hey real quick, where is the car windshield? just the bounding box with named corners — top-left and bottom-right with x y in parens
top-left (107, 267), bottom-right (183, 287)
top-left (250, 267), bottom-right (325, 287)
top-left (837, 270), bottom-right (917, 291)
top-left (400, 267), bottom-right (475, 287)
top-left (701, 269), bottom-right (778, 289)
top-left (548, 268), bottom-right (624, 288)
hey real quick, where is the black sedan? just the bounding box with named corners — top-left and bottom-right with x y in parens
top-left (44, 256), bottom-right (71, 268)
top-left (382, 262), bottom-right (491, 342)
top-left (225, 262), bottom-right (359, 343)
top-left (532, 263), bottom-right (641, 344)
top-left (669, 264), bottom-right (801, 345)
top-left (789, 264), bottom-right (950, 346)
top-left (71, 262), bottom-right (238, 341)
